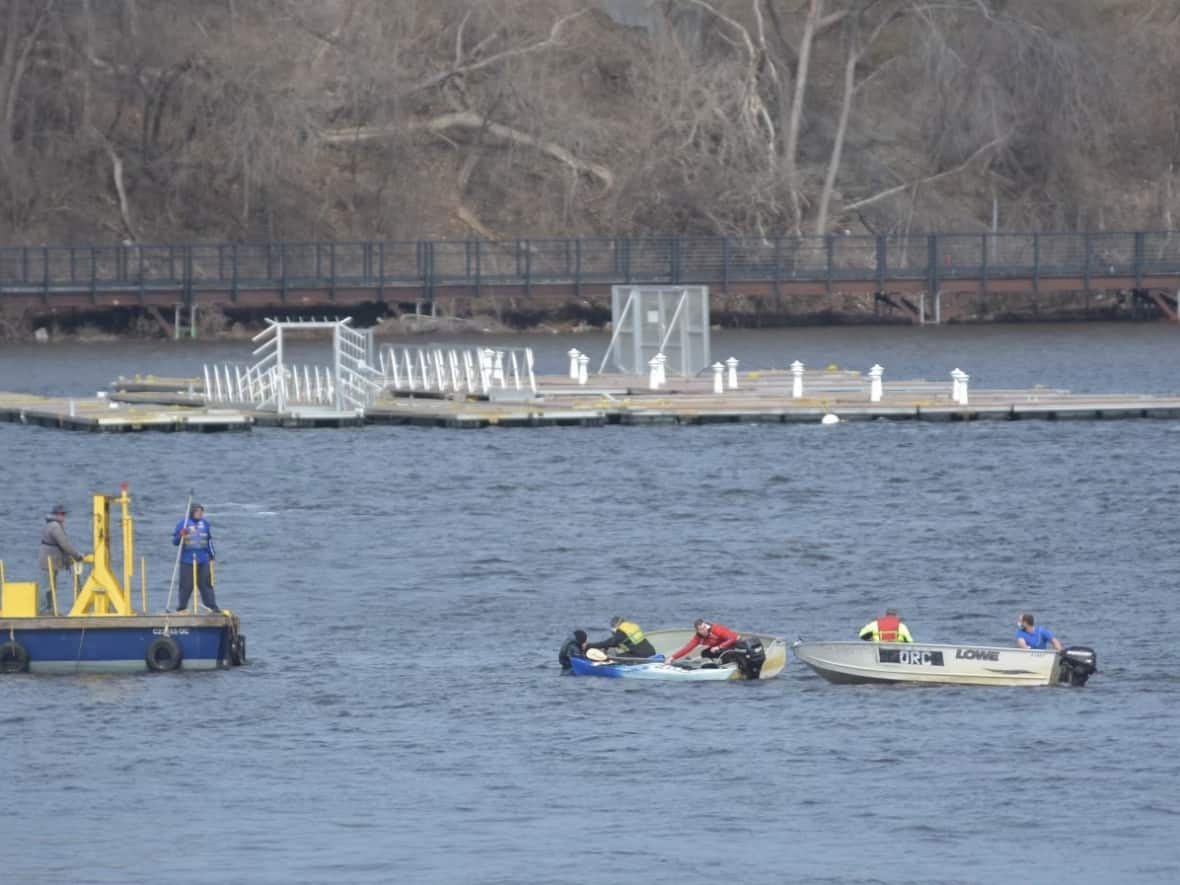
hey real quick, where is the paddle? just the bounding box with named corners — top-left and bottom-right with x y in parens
top-left (584, 648), bottom-right (666, 665)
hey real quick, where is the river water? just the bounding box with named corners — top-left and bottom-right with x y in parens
top-left (1, 323), bottom-right (1178, 884)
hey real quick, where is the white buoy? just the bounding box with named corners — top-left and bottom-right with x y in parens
top-left (568, 348), bottom-right (581, 380)
top-left (648, 356), bottom-right (661, 390)
top-left (712, 362), bottom-right (725, 394)
top-left (791, 360), bottom-right (805, 399)
top-left (726, 357), bottom-right (739, 390)
top-left (577, 353), bottom-right (589, 386)
top-left (869, 364), bottom-right (884, 403)
top-left (821, 413), bottom-right (840, 425)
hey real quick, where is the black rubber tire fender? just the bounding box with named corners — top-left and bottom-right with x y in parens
top-left (235, 634), bottom-right (247, 665)
top-left (227, 634), bottom-right (244, 666)
top-left (145, 635), bottom-right (183, 672)
top-left (0, 640), bottom-right (30, 674)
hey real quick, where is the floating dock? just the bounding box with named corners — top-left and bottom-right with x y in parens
top-left (2, 370), bottom-right (1180, 432)
top-left (0, 389), bottom-right (252, 432)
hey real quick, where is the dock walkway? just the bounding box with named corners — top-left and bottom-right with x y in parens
top-left (2, 369), bottom-right (1179, 432)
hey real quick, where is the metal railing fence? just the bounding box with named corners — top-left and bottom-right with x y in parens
top-left (3, 231), bottom-right (1180, 302)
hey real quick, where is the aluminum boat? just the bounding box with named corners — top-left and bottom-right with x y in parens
top-left (791, 640), bottom-right (1096, 687)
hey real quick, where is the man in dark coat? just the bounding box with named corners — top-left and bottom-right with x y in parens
top-left (39, 504), bottom-right (83, 612)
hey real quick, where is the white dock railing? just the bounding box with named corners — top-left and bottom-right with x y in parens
top-left (201, 317), bottom-right (383, 414)
top-left (377, 345), bottom-right (536, 396)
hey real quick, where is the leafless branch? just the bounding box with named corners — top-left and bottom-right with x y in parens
top-left (321, 111), bottom-right (615, 190)
top-left (843, 136), bottom-right (1006, 212)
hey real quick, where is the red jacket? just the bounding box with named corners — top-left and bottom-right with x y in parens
top-left (670, 623), bottom-right (740, 661)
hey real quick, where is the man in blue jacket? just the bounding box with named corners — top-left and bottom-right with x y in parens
top-left (1015, 613), bottom-right (1062, 651)
top-left (173, 503), bottom-right (219, 613)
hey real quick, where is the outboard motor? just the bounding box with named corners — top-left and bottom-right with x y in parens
top-left (1056, 646), bottom-right (1097, 687)
top-left (720, 638), bottom-right (767, 680)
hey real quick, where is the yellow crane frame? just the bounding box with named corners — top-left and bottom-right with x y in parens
top-left (68, 483), bottom-right (144, 616)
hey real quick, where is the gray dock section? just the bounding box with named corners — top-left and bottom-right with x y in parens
top-left (2, 371), bottom-right (1180, 432)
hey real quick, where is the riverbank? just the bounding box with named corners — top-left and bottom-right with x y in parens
top-left (0, 288), bottom-right (1169, 344)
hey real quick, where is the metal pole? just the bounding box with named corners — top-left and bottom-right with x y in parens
top-left (334, 323), bottom-right (343, 411)
top-left (597, 290), bottom-right (636, 375)
top-left (1135, 231), bottom-right (1145, 290)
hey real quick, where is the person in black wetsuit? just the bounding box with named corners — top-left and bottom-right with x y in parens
top-left (559, 629), bottom-right (589, 670)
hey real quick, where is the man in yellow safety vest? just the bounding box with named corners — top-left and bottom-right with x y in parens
top-left (585, 616), bottom-right (657, 659)
top-left (858, 608), bottom-right (913, 642)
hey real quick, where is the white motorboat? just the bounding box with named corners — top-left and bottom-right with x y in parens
top-left (791, 640), bottom-right (1096, 687)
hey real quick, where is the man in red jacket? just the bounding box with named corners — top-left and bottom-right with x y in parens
top-left (668, 618), bottom-right (740, 662)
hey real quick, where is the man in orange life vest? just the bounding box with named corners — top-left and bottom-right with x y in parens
top-left (668, 618), bottom-right (741, 662)
top-left (859, 608), bottom-right (913, 642)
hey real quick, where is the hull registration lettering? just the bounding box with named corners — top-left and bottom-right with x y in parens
top-left (879, 648), bottom-right (944, 666)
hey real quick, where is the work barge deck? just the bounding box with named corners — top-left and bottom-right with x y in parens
top-left (3, 371), bottom-right (1180, 431)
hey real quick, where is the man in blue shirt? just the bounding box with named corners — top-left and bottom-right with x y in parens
top-left (1015, 613), bottom-right (1062, 651)
top-left (172, 503), bottom-right (219, 613)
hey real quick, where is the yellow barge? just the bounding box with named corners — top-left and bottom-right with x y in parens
top-left (0, 484), bottom-right (245, 674)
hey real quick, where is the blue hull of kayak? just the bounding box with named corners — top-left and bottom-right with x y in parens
top-left (569, 655), bottom-right (741, 681)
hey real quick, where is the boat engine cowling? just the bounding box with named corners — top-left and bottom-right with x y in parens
top-left (1056, 646), bottom-right (1097, 687)
top-left (720, 638), bottom-right (766, 680)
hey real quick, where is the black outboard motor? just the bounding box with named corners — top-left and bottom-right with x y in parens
top-left (720, 638), bottom-right (767, 680)
top-left (1056, 646), bottom-right (1097, 687)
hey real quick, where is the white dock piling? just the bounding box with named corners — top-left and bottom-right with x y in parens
top-left (791, 360), bottom-right (804, 399)
top-left (726, 357), bottom-right (739, 390)
top-left (712, 362), bottom-right (724, 394)
top-left (568, 348), bottom-right (581, 380)
top-left (951, 369), bottom-right (969, 405)
top-left (577, 353), bottom-right (589, 386)
top-left (648, 356), bottom-right (660, 390)
top-left (869, 364), bottom-right (884, 403)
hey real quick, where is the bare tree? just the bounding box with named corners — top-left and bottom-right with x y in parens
top-left (813, 0), bottom-right (906, 234)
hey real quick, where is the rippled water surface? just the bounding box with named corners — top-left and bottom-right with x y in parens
top-left (1, 326), bottom-right (1179, 884)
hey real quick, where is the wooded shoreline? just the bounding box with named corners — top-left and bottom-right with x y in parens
top-left (1, 289), bottom-right (1169, 344)
top-left (3, 2), bottom-right (1178, 258)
